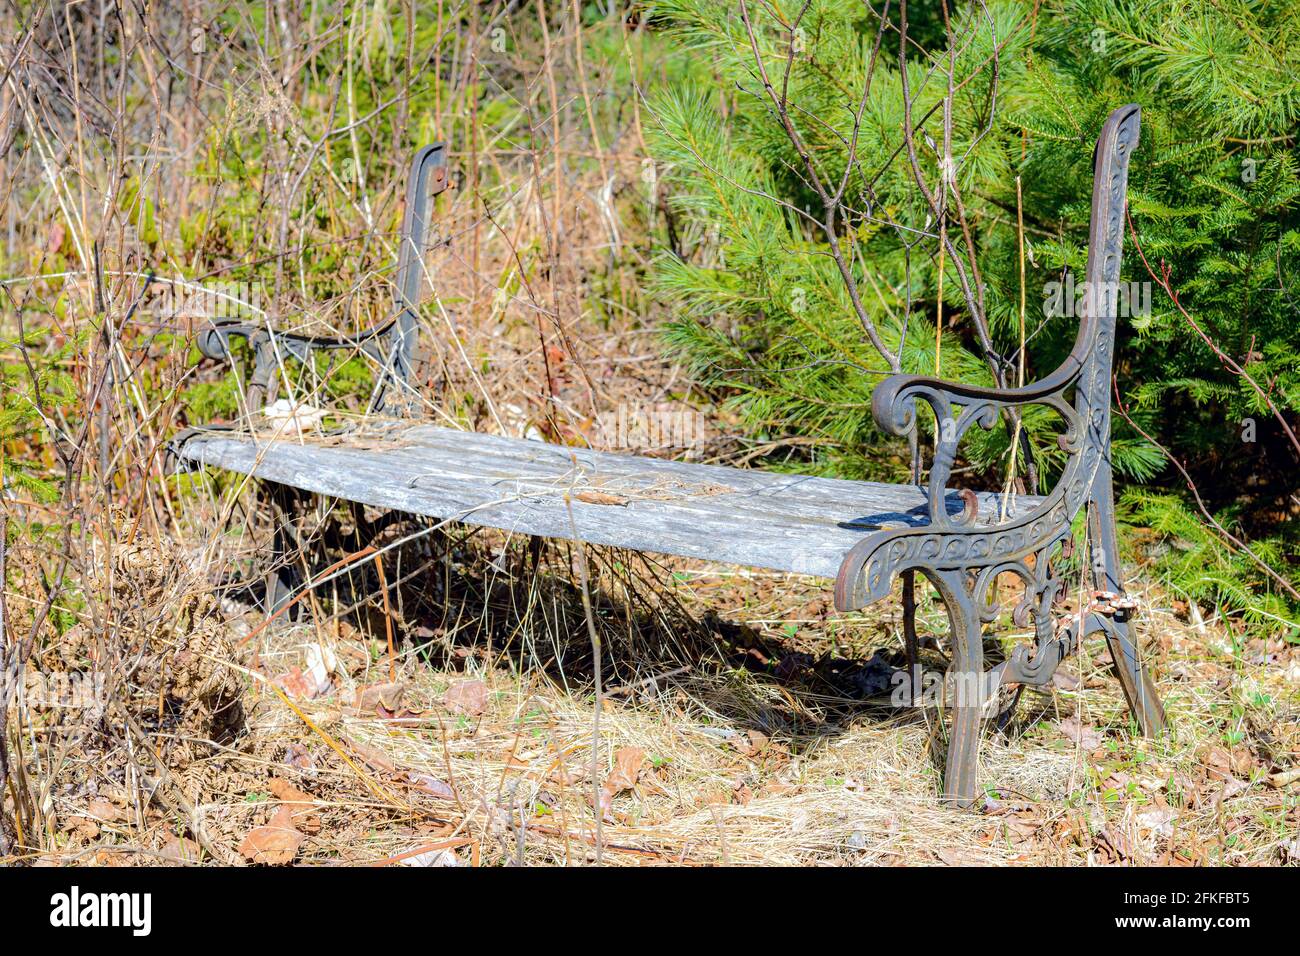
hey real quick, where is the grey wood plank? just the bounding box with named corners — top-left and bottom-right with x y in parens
top-left (178, 425), bottom-right (1042, 580)
top-left (294, 424), bottom-right (1039, 525)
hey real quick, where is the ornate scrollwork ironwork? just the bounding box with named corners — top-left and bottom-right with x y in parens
top-left (835, 105), bottom-right (1143, 702)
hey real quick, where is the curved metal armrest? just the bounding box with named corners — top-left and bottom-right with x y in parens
top-left (869, 101), bottom-right (1141, 533)
top-left (839, 354), bottom-right (1107, 611)
top-left (870, 354), bottom-right (1088, 534)
top-left (870, 358), bottom-right (1083, 440)
top-left (192, 144), bottom-right (449, 416)
top-left (837, 104), bottom-right (1141, 623)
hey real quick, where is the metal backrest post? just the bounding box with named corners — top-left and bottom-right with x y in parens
top-left (374, 143), bottom-right (449, 414)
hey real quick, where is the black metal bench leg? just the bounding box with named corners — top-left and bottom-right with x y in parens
top-left (1088, 464), bottom-right (1165, 736)
top-left (901, 570), bottom-right (922, 704)
top-left (930, 568), bottom-right (985, 808)
top-left (268, 522), bottom-right (297, 616)
top-left (265, 485), bottom-right (304, 618)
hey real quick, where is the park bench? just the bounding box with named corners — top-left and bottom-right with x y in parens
top-left (173, 105), bottom-right (1164, 807)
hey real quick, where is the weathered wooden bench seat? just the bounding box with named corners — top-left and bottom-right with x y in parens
top-left (175, 107), bottom-right (1164, 808)
top-left (179, 424), bottom-right (1040, 580)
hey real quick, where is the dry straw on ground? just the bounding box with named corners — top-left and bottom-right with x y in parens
top-left (14, 522), bottom-right (1299, 867)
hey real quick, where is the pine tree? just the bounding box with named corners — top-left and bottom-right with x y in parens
top-left (646, 0), bottom-right (1300, 634)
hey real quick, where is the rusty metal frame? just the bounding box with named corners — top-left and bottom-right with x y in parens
top-left (833, 104), bottom-right (1165, 806)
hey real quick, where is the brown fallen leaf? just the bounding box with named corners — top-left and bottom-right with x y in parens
top-left (1001, 818), bottom-right (1040, 845)
top-left (1200, 746), bottom-right (1235, 781)
top-left (92, 849), bottom-right (133, 867)
top-left (354, 681), bottom-right (406, 715)
top-left (268, 778), bottom-right (314, 802)
top-left (353, 686), bottom-right (423, 723)
top-left (160, 833), bottom-right (204, 865)
top-left (443, 679), bottom-right (487, 716)
top-left (1219, 777), bottom-right (1251, 799)
top-left (1100, 769), bottom-right (1133, 793)
top-left (268, 778), bottom-right (322, 834)
top-left (548, 760), bottom-right (588, 787)
top-left (1229, 747), bottom-right (1257, 777)
top-left (936, 847), bottom-right (986, 865)
top-left (64, 816), bottom-right (99, 840)
top-left (86, 798), bottom-right (124, 823)
top-left (343, 737), bottom-right (397, 774)
top-left (1266, 767), bottom-right (1300, 789)
top-left (376, 700), bottom-right (426, 721)
top-left (333, 638), bottom-right (370, 676)
top-left (597, 746), bottom-right (645, 817)
top-left (574, 490), bottom-right (629, 507)
top-left (239, 806), bottom-right (305, 865)
top-left (1096, 824), bottom-right (1135, 862)
top-left (408, 772), bottom-right (455, 800)
top-left (1057, 716), bottom-right (1104, 750)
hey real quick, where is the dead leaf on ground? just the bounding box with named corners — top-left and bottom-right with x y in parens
top-left (92, 849), bottom-right (133, 867)
top-left (1000, 818), bottom-right (1040, 845)
top-left (160, 833), bottom-right (204, 864)
top-left (343, 737), bottom-right (398, 774)
top-left (443, 679), bottom-right (487, 716)
top-left (597, 746), bottom-right (645, 817)
top-left (408, 772), bottom-right (455, 800)
top-left (377, 703), bottom-right (425, 721)
top-left (731, 729), bottom-right (769, 757)
top-left (1266, 767), bottom-right (1300, 789)
top-left (1227, 778), bottom-right (1254, 799)
top-left (65, 815), bottom-right (99, 840)
top-left (1096, 824), bottom-right (1135, 862)
top-left (1200, 746), bottom-right (1236, 781)
top-left (1057, 716), bottom-right (1104, 750)
top-left (268, 777), bottom-right (322, 834)
top-left (86, 798), bottom-right (124, 823)
top-left (936, 847), bottom-right (987, 865)
top-left (238, 806), bottom-right (305, 865)
top-left (549, 760), bottom-right (588, 787)
top-left (353, 681), bottom-right (406, 715)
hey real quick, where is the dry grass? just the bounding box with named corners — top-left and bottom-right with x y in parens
top-left (13, 519), bottom-right (1297, 867)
